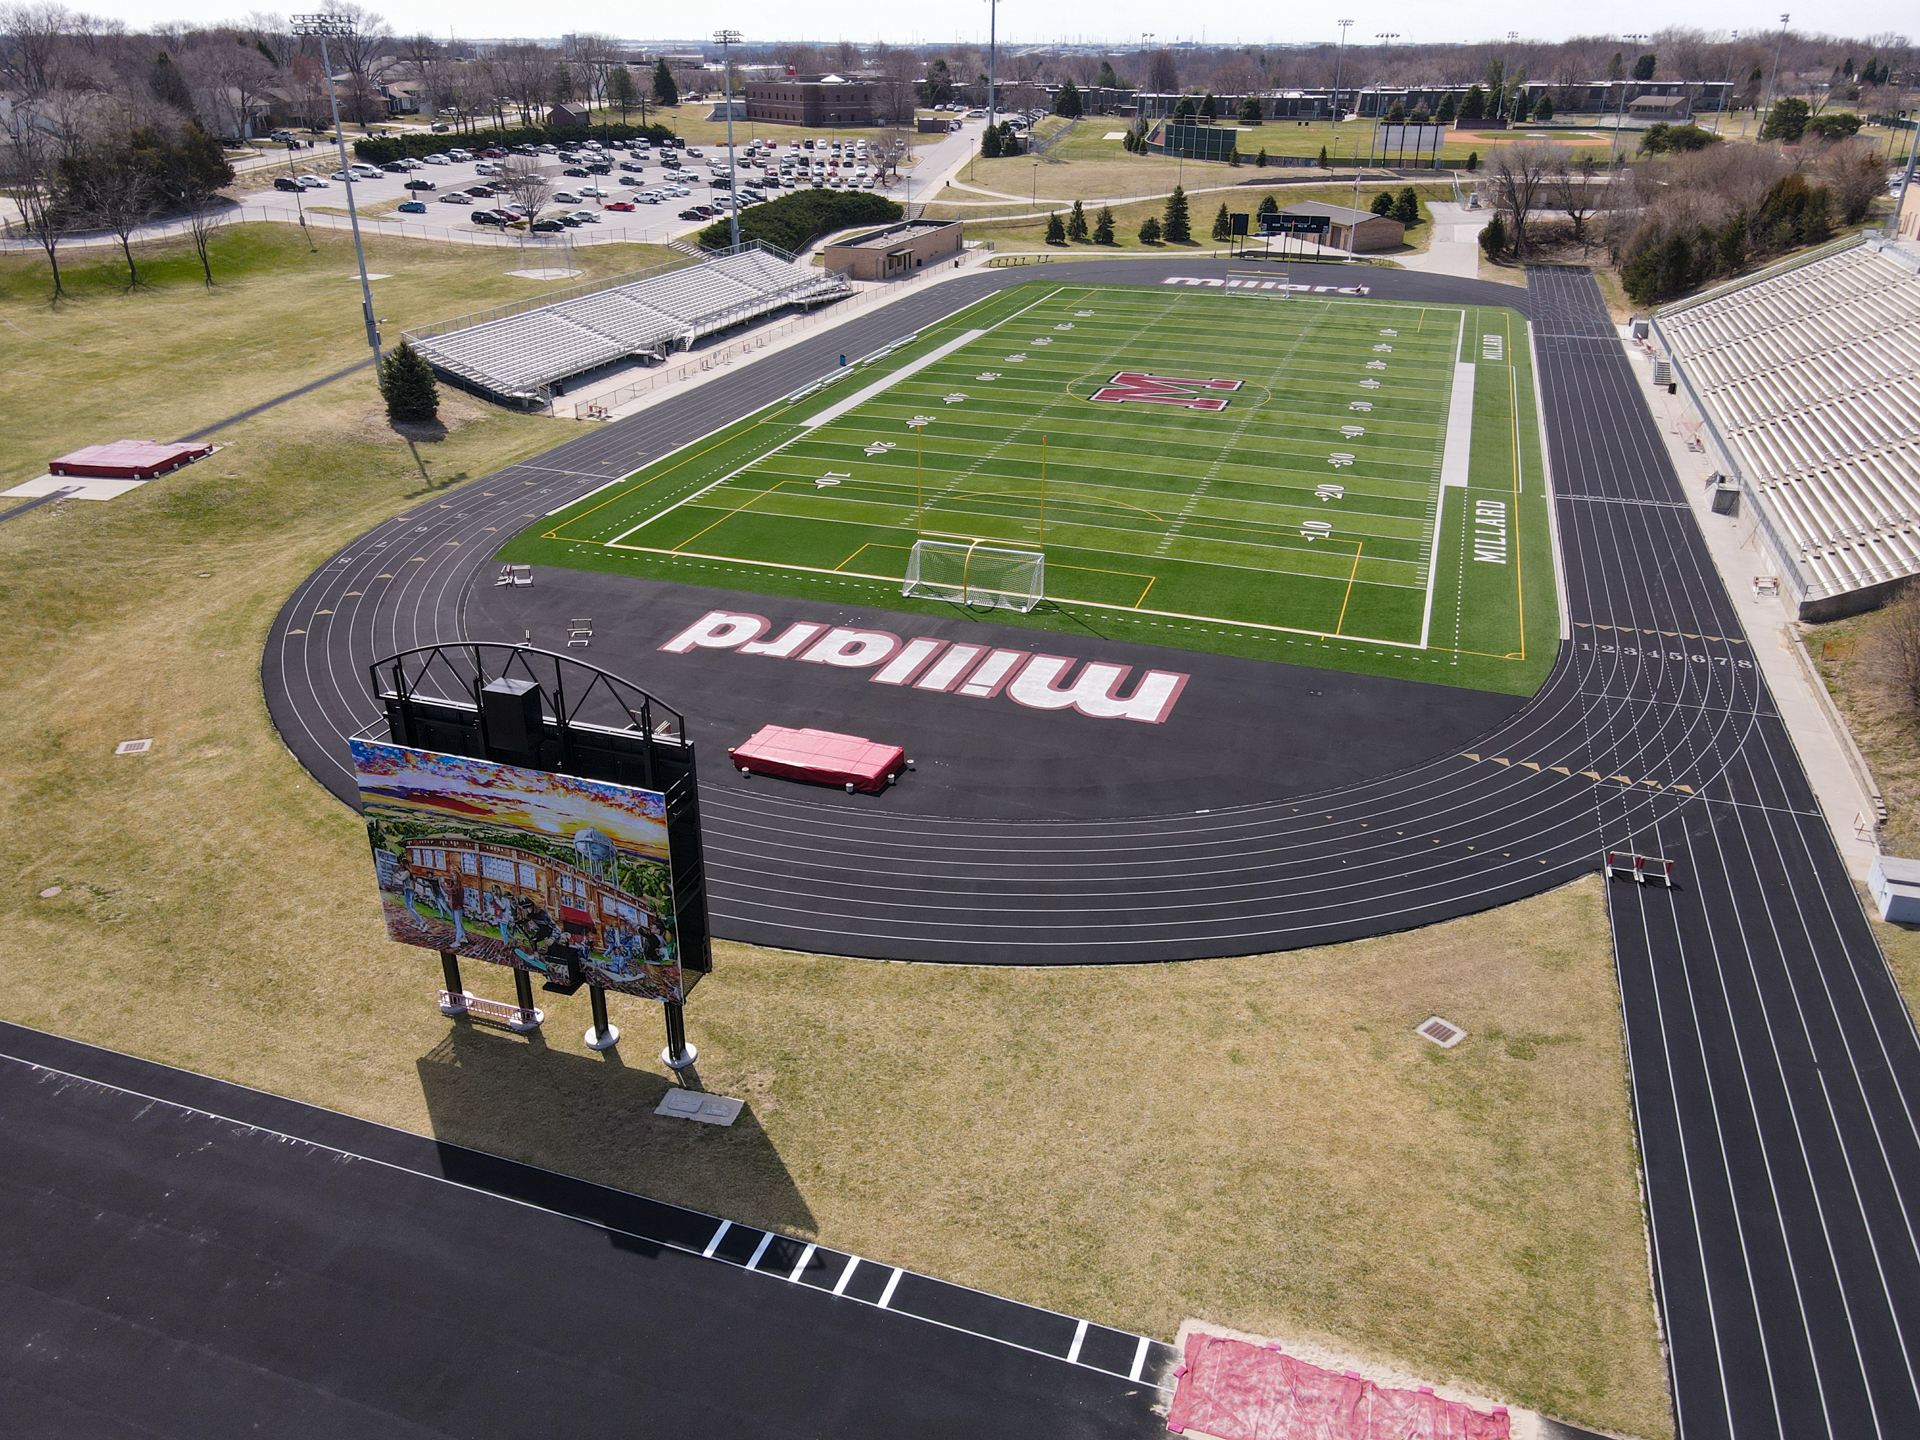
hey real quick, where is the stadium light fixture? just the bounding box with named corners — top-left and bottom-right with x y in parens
top-left (1760, 14), bottom-right (1791, 137)
top-left (1331, 21), bottom-right (1352, 123)
top-left (1605, 33), bottom-right (1649, 171)
top-left (293, 13), bottom-right (382, 373)
top-left (1715, 31), bottom-right (1739, 136)
top-left (714, 30), bottom-right (742, 250)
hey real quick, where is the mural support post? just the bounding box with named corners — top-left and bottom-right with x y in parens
top-left (585, 984), bottom-right (620, 1051)
top-left (663, 1000), bottom-right (698, 1071)
top-left (437, 950), bottom-right (469, 1014)
top-left (510, 968), bottom-right (544, 1033)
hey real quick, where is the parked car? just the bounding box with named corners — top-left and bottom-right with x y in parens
top-left (403, 178), bottom-right (436, 190)
top-left (466, 184), bottom-right (496, 197)
top-left (398, 157), bottom-right (425, 170)
top-left (567, 209), bottom-right (598, 224)
top-left (423, 153), bottom-right (450, 165)
top-left (577, 184), bottom-right (607, 197)
top-left (561, 166), bottom-right (589, 177)
top-left (531, 217), bottom-right (565, 232)
top-left (380, 161), bottom-right (407, 173)
top-left (438, 192), bottom-right (472, 204)
top-left (448, 148), bottom-right (473, 161)
top-left (584, 161), bottom-right (612, 174)
top-left (678, 207), bottom-right (705, 220)
top-left (619, 161), bottom-right (646, 173)
top-left (474, 161), bottom-right (501, 175)
top-left (397, 200), bottom-right (427, 213)
top-left (478, 147), bottom-right (505, 158)
top-left (273, 175), bottom-right (303, 192)
top-left (556, 212), bottom-right (582, 226)
top-left (330, 170), bottom-right (350, 181)
top-left (620, 175), bottom-right (647, 187)
top-left (603, 200), bottom-right (635, 211)
top-left (472, 209), bottom-right (508, 226)
top-left (550, 189), bottom-right (580, 204)
top-left (297, 174), bottom-right (328, 188)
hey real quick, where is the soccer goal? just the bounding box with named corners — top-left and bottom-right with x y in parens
top-left (903, 538), bottom-right (1045, 613)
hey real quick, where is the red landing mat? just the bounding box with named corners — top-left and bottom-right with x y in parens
top-left (1166, 1334), bottom-right (1511, 1440)
top-left (49, 440), bottom-right (214, 479)
top-left (728, 725), bottom-right (905, 794)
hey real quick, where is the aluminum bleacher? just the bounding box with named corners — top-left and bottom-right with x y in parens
top-left (409, 241), bottom-right (851, 406)
top-left (1655, 233), bottom-right (1920, 618)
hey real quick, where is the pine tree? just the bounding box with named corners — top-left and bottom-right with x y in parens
top-left (1533, 91), bottom-right (1555, 122)
top-left (1228, 148), bottom-right (1241, 167)
top-left (1199, 92), bottom-right (1218, 121)
top-left (381, 341), bottom-right (440, 425)
top-left (1237, 96), bottom-right (1262, 124)
top-left (1257, 147), bottom-right (1269, 167)
top-left (1316, 144), bottom-right (1327, 168)
top-left (1392, 186), bottom-right (1419, 225)
top-left (1479, 212), bottom-right (1506, 259)
top-left (1066, 199), bottom-right (1088, 242)
top-left (1138, 215), bottom-right (1162, 244)
top-left (1211, 202), bottom-right (1232, 240)
top-left (1370, 190), bottom-right (1395, 216)
top-left (1055, 80), bottom-right (1082, 118)
top-left (1162, 184), bottom-right (1190, 243)
top-left (1045, 211), bottom-right (1066, 245)
top-left (1437, 93), bottom-right (1458, 124)
top-left (607, 66), bottom-right (637, 122)
top-left (1466, 150), bottom-right (1479, 172)
top-left (652, 58), bottom-right (679, 108)
top-left (1257, 194), bottom-right (1279, 219)
top-left (1093, 205), bottom-right (1116, 244)
top-left (1461, 84), bottom-right (1486, 122)
top-left (981, 123), bottom-right (1003, 159)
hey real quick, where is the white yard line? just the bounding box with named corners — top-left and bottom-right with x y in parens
top-left (799, 329), bottom-right (987, 430)
top-left (1418, 309), bottom-right (1470, 651)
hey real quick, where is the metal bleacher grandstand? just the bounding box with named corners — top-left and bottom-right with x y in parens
top-left (1654, 232), bottom-right (1920, 618)
top-left (407, 243), bottom-right (852, 407)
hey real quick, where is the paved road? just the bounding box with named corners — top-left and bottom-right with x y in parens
top-left (261, 256), bottom-right (1920, 1436)
top-left (0, 1020), bottom-right (1174, 1438)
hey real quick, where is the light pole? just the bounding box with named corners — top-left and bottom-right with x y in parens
top-left (1714, 31), bottom-right (1739, 135)
top-left (1760, 14), bottom-right (1791, 140)
top-left (1497, 31), bottom-right (1516, 121)
top-left (985, 0), bottom-right (999, 131)
top-left (1330, 20), bottom-right (1352, 126)
top-left (1375, 34), bottom-right (1398, 131)
top-left (1605, 33), bottom-right (1648, 171)
top-left (293, 12), bottom-right (382, 371)
top-left (714, 29), bottom-right (742, 249)
top-left (1031, 157), bottom-right (1039, 212)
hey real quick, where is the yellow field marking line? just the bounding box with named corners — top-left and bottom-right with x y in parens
top-left (672, 477), bottom-right (795, 553)
top-left (1508, 308), bottom-right (1526, 662)
top-left (1132, 575), bottom-right (1157, 608)
top-left (1333, 539), bottom-right (1366, 635)
top-left (834, 541), bottom-right (903, 573)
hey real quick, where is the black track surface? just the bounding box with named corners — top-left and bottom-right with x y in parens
top-left (0, 1020), bottom-right (1175, 1438)
top-left (261, 257), bottom-right (1920, 1436)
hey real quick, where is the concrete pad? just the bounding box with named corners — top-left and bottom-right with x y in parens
top-left (654, 1088), bottom-right (744, 1125)
top-left (507, 267), bottom-right (582, 279)
top-left (2, 475), bottom-right (145, 501)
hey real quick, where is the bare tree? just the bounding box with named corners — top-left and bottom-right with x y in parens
top-left (1484, 140), bottom-right (1563, 255)
top-left (1551, 152), bottom-right (1601, 246)
top-left (870, 42), bottom-right (919, 125)
top-left (1, 117), bottom-right (72, 299)
top-left (495, 42), bottom-right (549, 125)
top-left (1146, 48), bottom-right (1178, 93)
top-left (70, 143), bottom-right (157, 285)
top-left (1875, 582), bottom-right (1920, 716)
top-left (0, 0), bottom-right (73, 93)
top-left (323, 1), bottom-right (394, 128)
top-left (497, 154), bottom-right (550, 215)
top-left (179, 173), bottom-right (226, 285)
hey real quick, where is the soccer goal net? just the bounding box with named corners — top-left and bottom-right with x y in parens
top-left (903, 538), bottom-right (1045, 613)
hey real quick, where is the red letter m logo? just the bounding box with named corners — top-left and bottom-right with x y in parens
top-left (1088, 372), bottom-right (1245, 412)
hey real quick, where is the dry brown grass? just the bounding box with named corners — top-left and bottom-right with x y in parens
top-left (0, 233), bottom-right (1667, 1440)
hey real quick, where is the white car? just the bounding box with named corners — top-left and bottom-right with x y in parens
top-left (551, 190), bottom-right (581, 204)
top-left (578, 184), bottom-right (608, 197)
top-left (438, 191), bottom-right (472, 203)
top-left (448, 147), bottom-right (473, 161)
top-left (398, 157), bottom-right (425, 170)
top-left (349, 164), bottom-right (382, 179)
top-left (296, 174), bottom-right (328, 188)
top-left (568, 209), bottom-right (599, 223)
top-left (665, 184), bottom-right (690, 197)
top-left (423, 153), bottom-right (450, 165)
top-left (474, 161), bottom-right (501, 175)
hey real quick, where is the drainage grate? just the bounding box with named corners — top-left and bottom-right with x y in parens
top-left (114, 738), bottom-right (153, 756)
top-left (1417, 1016), bottom-right (1466, 1049)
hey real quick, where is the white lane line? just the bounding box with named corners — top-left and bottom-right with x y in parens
top-left (877, 1266), bottom-right (904, 1309)
top-left (832, 1254), bottom-right (861, 1296)
top-left (800, 330), bottom-right (986, 429)
top-left (1067, 1318), bottom-right (1089, 1364)
top-left (788, 1241), bottom-right (817, 1281)
top-left (1128, 1335), bottom-right (1150, 1381)
top-left (745, 1230), bottom-right (774, 1271)
top-left (702, 1219), bottom-right (732, 1258)
top-left (1440, 362), bottom-right (1477, 489)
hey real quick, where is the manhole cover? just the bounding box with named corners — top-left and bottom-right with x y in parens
top-left (1417, 1016), bottom-right (1466, 1049)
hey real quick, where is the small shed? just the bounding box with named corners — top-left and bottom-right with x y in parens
top-left (819, 219), bottom-right (964, 280)
top-left (1279, 201), bottom-right (1404, 253)
top-left (1868, 855), bottom-right (1920, 923)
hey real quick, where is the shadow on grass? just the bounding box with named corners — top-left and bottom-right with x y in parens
top-left (416, 1020), bottom-right (818, 1237)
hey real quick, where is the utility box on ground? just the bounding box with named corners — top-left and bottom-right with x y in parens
top-left (1867, 855), bottom-right (1920, 922)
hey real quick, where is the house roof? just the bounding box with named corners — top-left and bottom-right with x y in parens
top-left (1282, 200), bottom-right (1396, 226)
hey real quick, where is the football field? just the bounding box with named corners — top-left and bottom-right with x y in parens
top-left (506, 280), bottom-right (1560, 694)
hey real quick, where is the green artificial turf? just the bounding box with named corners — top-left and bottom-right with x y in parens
top-left (503, 280), bottom-right (1559, 695)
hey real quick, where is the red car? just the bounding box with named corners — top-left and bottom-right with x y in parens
top-left (465, 184), bottom-right (496, 197)
top-left (479, 147), bottom-right (505, 158)
top-left (603, 200), bottom-right (635, 211)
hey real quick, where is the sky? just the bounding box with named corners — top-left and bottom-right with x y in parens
top-left (86, 3), bottom-right (1912, 51)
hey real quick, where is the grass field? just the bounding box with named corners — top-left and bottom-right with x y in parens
top-left (509, 279), bottom-right (1559, 694)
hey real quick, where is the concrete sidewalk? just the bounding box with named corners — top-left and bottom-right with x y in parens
top-left (1621, 330), bottom-right (1885, 879)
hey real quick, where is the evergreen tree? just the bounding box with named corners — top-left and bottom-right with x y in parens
top-left (1228, 148), bottom-right (1241, 167)
top-left (1066, 199), bottom-right (1088, 242)
top-left (1138, 214), bottom-right (1162, 244)
top-left (997, 122), bottom-right (1022, 156)
top-left (1199, 91), bottom-right (1218, 121)
top-left (381, 341), bottom-right (440, 425)
top-left (607, 66), bottom-right (637, 121)
top-left (1606, 52), bottom-right (1625, 82)
top-left (150, 52), bottom-right (195, 114)
top-left (1257, 194), bottom-right (1279, 219)
top-left (1237, 96), bottom-right (1262, 124)
top-left (1632, 53), bottom-right (1657, 81)
top-left (1478, 212), bottom-right (1506, 258)
top-left (1392, 186), bottom-right (1419, 225)
top-left (981, 123), bottom-right (1003, 159)
top-left (1533, 91), bottom-right (1555, 122)
top-left (1385, 99), bottom-right (1407, 123)
top-left (1212, 202), bottom-right (1232, 240)
top-left (1257, 147), bottom-right (1269, 167)
top-left (1055, 79), bottom-right (1082, 117)
top-left (1466, 150), bottom-right (1479, 172)
top-left (652, 58), bottom-right (679, 108)
top-left (1173, 96), bottom-right (1196, 121)
top-left (1095, 61), bottom-right (1122, 89)
top-left (1045, 211), bottom-right (1066, 244)
top-left (1316, 144), bottom-right (1327, 168)
top-left (1460, 85), bottom-right (1486, 122)
top-left (1370, 190), bottom-right (1395, 216)
top-left (1093, 205), bottom-right (1116, 244)
top-left (1162, 184), bottom-right (1190, 243)
top-left (1437, 92), bottom-right (1458, 124)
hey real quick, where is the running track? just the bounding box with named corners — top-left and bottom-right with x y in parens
top-left (264, 257), bottom-right (1920, 1436)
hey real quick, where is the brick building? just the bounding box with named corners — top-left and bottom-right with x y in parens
top-left (744, 74), bottom-right (877, 127)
